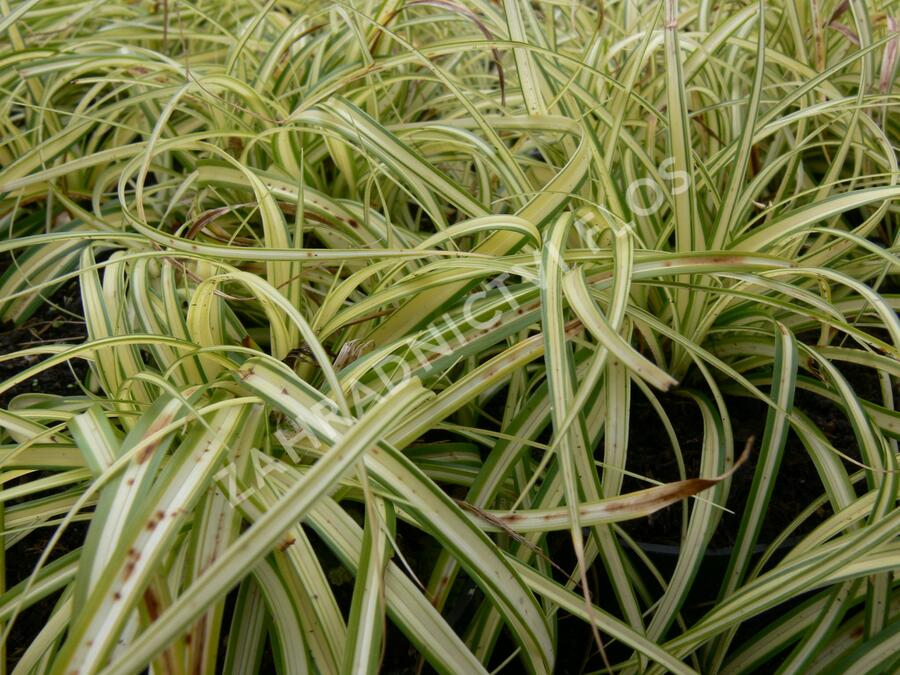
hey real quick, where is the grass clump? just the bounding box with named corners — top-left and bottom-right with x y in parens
top-left (0, 0), bottom-right (898, 673)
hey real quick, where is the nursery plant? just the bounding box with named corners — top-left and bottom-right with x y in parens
top-left (0, 0), bottom-right (897, 673)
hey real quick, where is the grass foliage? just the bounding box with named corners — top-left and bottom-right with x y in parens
top-left (0, 0), bottom-right (898, 673)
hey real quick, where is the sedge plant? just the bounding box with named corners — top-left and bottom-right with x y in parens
top-left (0, 0), bottom-right (898, 673)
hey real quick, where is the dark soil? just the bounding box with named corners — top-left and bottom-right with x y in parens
top-left (621, 357), bottom-right (889, 548)
top-left (621, 390), bottom-right (838, 549)
top-left (0, 258), bottom-right (89, 670)
top-left (0, 279), bottom-right (88, 409)
top-left (551, 362), bottom-right (891, 672)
